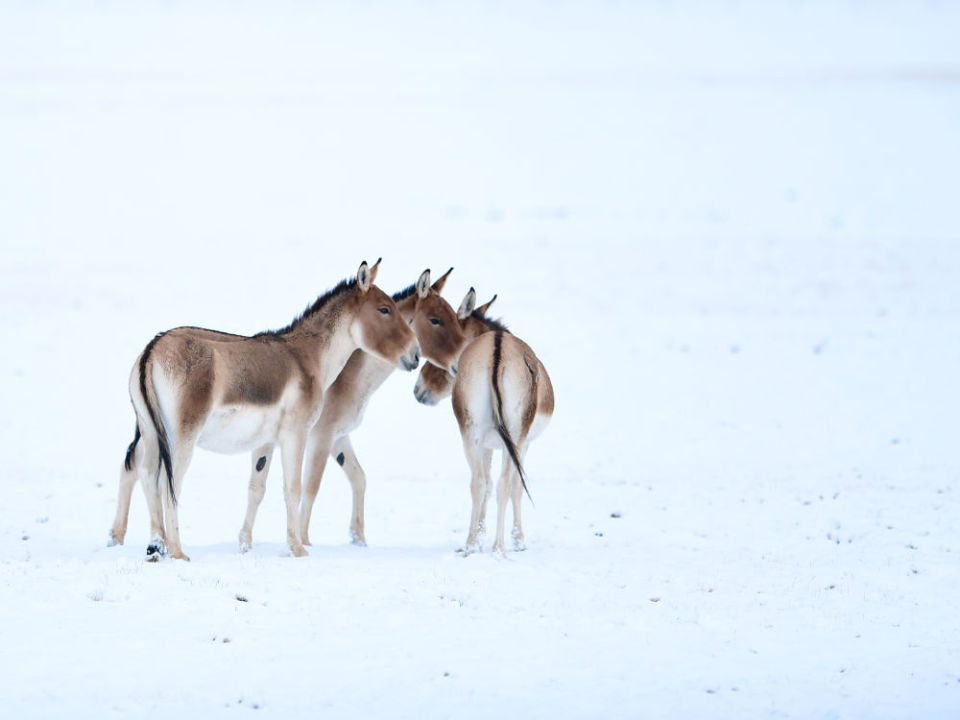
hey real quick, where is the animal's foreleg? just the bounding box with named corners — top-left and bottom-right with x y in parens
top-left (239, 445), bottom-right (274, 552)
top-left (332, 436), bottom-right (367, 547)
top-left (161, 440), bottom-right (196, 561)
top-left (280, 435), bottom-right (308, 557)
top-left (299, 428), bottom-right (335, 547)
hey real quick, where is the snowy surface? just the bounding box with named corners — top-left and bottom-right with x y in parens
top-left (2, 1), bottom-right (959, 717)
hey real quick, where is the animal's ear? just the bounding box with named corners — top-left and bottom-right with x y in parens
top-left (357, 260), bottom-right (372, 293)
top-left (475, 294), bottom-right (497, 316)
top-left (368, 257), bottom-right (382, 284)
top-left (431, 267), bottom-right (454, 293)
top-left (457, 287), bottom-right (477, 320)
top-left (416, 269), bottom-right (431, 299)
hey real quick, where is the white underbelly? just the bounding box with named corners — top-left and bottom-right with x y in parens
top-left (197, 405), bottom-right (282, 454)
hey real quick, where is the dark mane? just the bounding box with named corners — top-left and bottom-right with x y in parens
top-left (257, 277), bottom-right (357, 337)
top-left (392, 283), bottom-right (417, 302)
top-left (472, 310), bottom-right (510, 334)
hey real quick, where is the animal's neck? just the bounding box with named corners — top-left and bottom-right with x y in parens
top-left (284, 293), bottom-right (361, 392)
top-left (395, 293), bottom-right (418, 325)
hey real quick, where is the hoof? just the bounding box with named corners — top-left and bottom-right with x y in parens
top-left (170, 551), bottom-right (191, 561)
top-left (239, 542), bottom-right (251, 554)
top-left (290, 545), bottom-right (309, 558)
top-left (145, 542), bottom-right (166, 562)
top-left (350, 531), bottom-right (367, 548)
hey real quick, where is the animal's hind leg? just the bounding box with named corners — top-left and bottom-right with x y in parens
top-left (239, 445), bottom-right (274, 552)
top-left (492, 452), bottom-right (514, 556)
top-left (134, 433), bottom-right (166, 560)
top-left (476, 449), bottom-right (493, 540)
top-left (161, 439), bottom-right (196, 561)
top-left (460, 434), bottom-right (487, 555)
top-left (109, 440), bottom-right (143, 546)
top-left (333, 436), bottom-right (368, 547)
top-left (510, 444), bottom-right (529, 551)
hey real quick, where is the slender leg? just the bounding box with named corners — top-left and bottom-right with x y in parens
top-left (510, 444), bottom-right (529, 551)
top-left (333, 436), bottom-right (367, 546)
top-left (476, 448), bottom-right (493, 540)
top-left (299, 426), bottom-right (335, 547)
top-left (136, 434), bottom-right (166, 560)
top-left (162, 439), bottom-right (196, 561)
top-left (460, 432), bottom-right (486, 555)
top-left (280, 434), bottom-right (308, 557)
top-left (238, 445), bottom-right (274, 552)
top-left (492, 452), bottom-right (513, 556)
top-left (109, 440), bottom-right (142, 546)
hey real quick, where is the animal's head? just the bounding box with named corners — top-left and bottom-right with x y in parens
top-left (351, 259), bottom-right (419, 371)
top-left (408, 267), bottom-right (466, 377)
top-left (413, 287), bottom-right (498, 405)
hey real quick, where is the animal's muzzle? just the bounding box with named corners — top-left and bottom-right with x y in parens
top-left (401, 351), bottom-right (420, 372)
top-left (414, 384), bottom-right (438, 406)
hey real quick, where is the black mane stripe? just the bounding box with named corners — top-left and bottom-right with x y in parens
top-left (257, 277), bottom-right (358, 337)
top-left (473, 311), bottom-right (510, 335)
top-left (392, 283), bottom-right (417, 302)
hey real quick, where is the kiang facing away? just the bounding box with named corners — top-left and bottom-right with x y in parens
top-left (110, 260), bottom-right (418, 560)
top-left (239, 267), bottom-right (466, 551)
top-left (414, 289), bottom-right (554, 555)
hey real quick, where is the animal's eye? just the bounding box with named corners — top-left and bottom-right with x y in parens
top-left (429, 318), bottom-right (441, 326)
top-left (378, 307), bottom-right (390, 315)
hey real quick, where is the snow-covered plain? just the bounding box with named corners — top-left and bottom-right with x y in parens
top-left (1, 1), bottom-right (959, 717)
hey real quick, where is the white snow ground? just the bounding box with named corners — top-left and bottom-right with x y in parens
top-left (1, 1), bottom-right (959, 717)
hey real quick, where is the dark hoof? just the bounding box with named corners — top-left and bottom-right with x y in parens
top-left (145, 543), bottom-right (166, 562)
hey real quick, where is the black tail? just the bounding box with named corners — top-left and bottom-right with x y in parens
top-left (492, 331), bottom-right (533, 505)
top-left (139, 333), bottom-right (175, 503)
top-left (124, 424), bottom-right (141, 471)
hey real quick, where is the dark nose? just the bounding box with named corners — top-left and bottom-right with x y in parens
top-left (402, 352), bottom-right (419, 371)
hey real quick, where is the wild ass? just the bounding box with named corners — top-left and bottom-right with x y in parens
top-left (413, 289), bottom-right (554, 555)
top-left (110, 260), bottom-right (418, 560)
top-left (238, 267), bottom-right (465, 550)
top-left (413, 288), bottom-right (499, 407)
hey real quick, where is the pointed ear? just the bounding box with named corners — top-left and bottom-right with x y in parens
top-left (457, 287), bottom-right (477, 320)
top-left (475, 293), bottom-right (497, 316)
top-left (369, 257), bottom-right (382, 284)
top-left (357, 261), bottom-right (372, 293)
top-left (431, 267), bottom-right (454, 293)
top-left (416, 269), bottom-right (431, 299)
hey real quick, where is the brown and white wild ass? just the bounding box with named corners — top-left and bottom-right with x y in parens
top-left (413, 289), bottom-right (554, 554)
top-left (111, 260), bottom-right (418, 560)
top-left (238, 267), bottom-right (466, 550)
